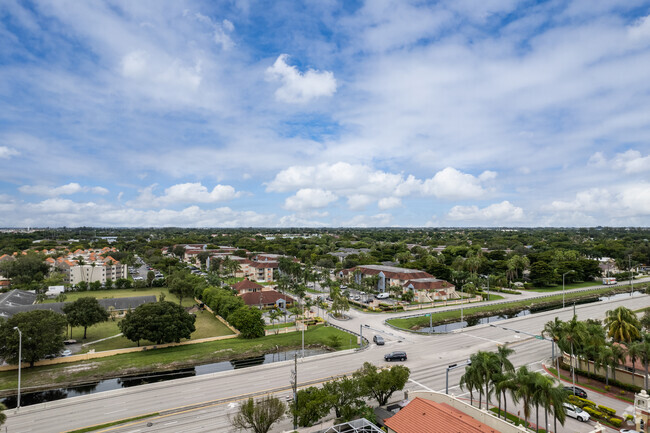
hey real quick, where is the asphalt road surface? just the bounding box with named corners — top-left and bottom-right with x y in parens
top-left (5, 291), bottom-right (650, 433)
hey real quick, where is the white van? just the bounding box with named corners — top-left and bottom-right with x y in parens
top-left (376, 292), bottom-right (390, 299)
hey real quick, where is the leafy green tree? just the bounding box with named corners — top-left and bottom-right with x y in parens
top-left (63, 297), bottom-right (110, 339)
top-left (291, 386), bottom-right (333, 427)
top-left (641, 310), bottom-right (650, 332)
top-left (268, 310), bottom-right (281, 335)
top-left (231, 396), bottom-right (285, 433)
top-left (118, 301), bottom-right (196, 346)
top-left (228, 306), bottom-right (265, 339)
top-left (322, 376), bottom-right (364, 421)
top-left (0, 252), bottom-right (49, 290)
top-left (0, 403), bottom-right (5, 427)
top-left (168, 270), bottom-right (205, 306)
top-left (0, 310), bottom-right (67, 367)
top-left (604, 306), bottom-right (641, 343)
top-left (147, 270), bottom-right (155, 287)
top-left (529, 261), bottom-right (555, 287)
top-left (354, 362), bottom-right (410, 406)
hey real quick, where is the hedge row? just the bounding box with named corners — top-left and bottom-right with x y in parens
top-left (560, 361), bottom-right (642, 393)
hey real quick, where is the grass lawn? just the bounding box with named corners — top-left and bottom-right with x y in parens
top-left (265, 321), bottom-right (296, 330)
top-left (525, 281), bottom-right (601, 293)
top-left (78, 310), bottom-right (235, 352)
top-left (387, 284), bottom-right (648, 331)
top-left (0, 325), bottom-right (355, 392)
top-left (42, 287), bottom-right (196, 308)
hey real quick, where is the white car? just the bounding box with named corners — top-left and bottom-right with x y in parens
top-left (563, 403), bottom-right (590, 422)
top-left (376, 292), bottom-right (390, 299)
top-left (61, 349), bottom-right (72, 357)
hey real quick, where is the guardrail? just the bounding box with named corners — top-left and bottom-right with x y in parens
top-left (326, 322), bottom-right (369, 348)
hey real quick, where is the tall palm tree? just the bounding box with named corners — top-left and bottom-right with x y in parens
top-left (594, 345), bottom-right (615, 386)
top-left (549, 383), bottom-right (568, 433)
top-left (610, 342), bottom-right (627, 382)
top-left (494, 371), bottom-right (517, 420)
top-left (627, 341), bottom-right (642, 381)
top-left (460, 363), bottom-right (480, 406)
top-left (543, 317), bottom-right (565, 376)
top-left (559, 316), bottom-right (587, 387)
top-left (495, 344), bottom-right (515, 415)
top-left (513, 366), bottom-right (536, 428)
top-left (470, 351), bottom-right (500, 410)
top-left (604, 306), bottom-right (642, 343)
top-left (638, 333), bottom-right (650, 389)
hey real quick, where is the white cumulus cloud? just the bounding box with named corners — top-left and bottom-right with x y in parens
top-left (588, 150), bottom-right (650, 174)
top-left (422, 167), bottom-right (492, 200)
top-left (283, 188), bottom-right (338, 212)
top-left (128, 183), bottom-right (241, 208)
top-left (18, 183), bottom-right (109, 196)
top-left (378, 197), bottom-right (402, 210)
top-left (266, 54), bottom-right (337, 103)
top-left (447, 201), bottom-right (525, 222)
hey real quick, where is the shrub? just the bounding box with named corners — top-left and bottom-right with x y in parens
top-left (583, 406), bottom-right (603, 419)
top-left (621, 390), bottom-right (627, 395)
top-left (604, 385), bottom-right (610, 391)
top-left (598, 405), bottom-right (616, 416)
top-left (626, 414), bottom-right (634, 421)
top-left (578, 396), bottom-right (596, 408)
top-left (609, 417), bottom-right (622, 428)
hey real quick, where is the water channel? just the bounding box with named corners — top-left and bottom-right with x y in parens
top-left (417, 290), bottom-right (644, 334)
top-left (1, 347), bottom-right (328, 409)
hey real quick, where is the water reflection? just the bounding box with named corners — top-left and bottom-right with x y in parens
top-left (1, 348), bottom-right (327, 409)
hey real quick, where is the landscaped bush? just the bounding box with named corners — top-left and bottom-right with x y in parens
top-left (583, 406), bottom-right (603, 419)
top-left (598, 405), bottom-right (616, 416)
top-left (609, 417), bottom-right (622, 427)
top-left (626, 414), bottom-right (634, 421)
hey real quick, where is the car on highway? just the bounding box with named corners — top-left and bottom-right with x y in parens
top-left (563, 386), bottom-right (588, 399)
top-left (384, 351), bottom-right (407, 361)
top-left (373, 335), bottom-right (385, 345)
top-left (563, 403), bottom-right (590, 422)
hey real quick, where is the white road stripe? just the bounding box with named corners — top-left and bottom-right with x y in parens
top-left (409, 378), bottom-right (434, 391)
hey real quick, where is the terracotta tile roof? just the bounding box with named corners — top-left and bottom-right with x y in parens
top-left (384, 398), bottom-right (501, 433)
top-left (232, 279), bottom-right (264, 292)
top-left (239, 290), bottom-right (295, 306)
top-left (404, 278), bottom-right (454, 291)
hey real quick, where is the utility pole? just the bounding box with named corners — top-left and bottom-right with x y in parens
top-left (630, 255), bottom-right (633, 296)
top-left (291, 353), bottom-right (297, 430)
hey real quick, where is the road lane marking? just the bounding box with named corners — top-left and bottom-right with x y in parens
top-left (464, 333), bottom-right (503, 344)
top-left (408, 378), bottom-right (434, 391)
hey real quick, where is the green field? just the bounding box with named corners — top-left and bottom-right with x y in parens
top-left (43, 287), bottom-right (196, 307)
top-left (77, 310), bottom-right (235, 352)
top-left (0, 325), bottom-right (357, 393)
top-left (525, 281), bottom-right (601, 293)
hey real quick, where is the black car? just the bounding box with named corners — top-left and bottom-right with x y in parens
top-left (384, 351), bottom-right (407, 361)
top-left (564, 386), bottom-right (588, 399)
top-left (373, 335), bottom-right (385, 345)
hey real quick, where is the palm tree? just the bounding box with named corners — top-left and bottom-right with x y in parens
top-left (460, 363), bottom-right (480, 406)
top-left (594, 345), bottom-right (615, 386)
top-left (543, 317), bottom-right (565, 376)
top-left (637, 333), bottom-right (650, 390)
top-left (559, 316), bottom-right (587, 387)
top-left (494, 371), bottom-right (517, 420)
top-left (269, 310), bottom-right (281, 335)
top-left (470, 351), bottom-right (500, 410)
top-left (610, 342), bottom-right (627, 382)
top-left (549, 383), bottom-right (568, 433)
top-left (494, 344), bottom-right (515, 415)
top-left (604, 306), bottom-right (642, 343)
top-left (627, 341), bottom-right (642, 381)
top-left (513, 366), bottom-right (536, 428)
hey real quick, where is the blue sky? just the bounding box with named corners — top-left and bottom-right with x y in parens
top-left (1, 0), bottom-right (650, 228)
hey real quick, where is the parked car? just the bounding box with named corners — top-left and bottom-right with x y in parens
top-left (61, 349), bottom-right (72, 357)
top-left (373, 335), bottom-right (385, 345)
top-left (376, 292), bottom-right (390, 299)
top-left (620, 429), bottom-right (642, 433)
top-left (563, 386), bottom-right (588, 399)
top-left (384, 351), bottom-right (407, 361)
top-left (563, 403), bottom-right (590, 422)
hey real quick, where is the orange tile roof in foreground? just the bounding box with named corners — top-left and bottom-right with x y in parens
top-left (384, 398), bottom-right (501, 433)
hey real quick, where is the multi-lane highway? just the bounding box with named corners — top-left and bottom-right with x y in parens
top-left (5, 289), bottom-right (649, 433)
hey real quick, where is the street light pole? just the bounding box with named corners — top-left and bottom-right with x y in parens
top-left (629, 255), bottom-right (633, 296)
top-left (13, 326), bottom-right (21, 409)
top-left (446, 359), bottom-right (472, 394)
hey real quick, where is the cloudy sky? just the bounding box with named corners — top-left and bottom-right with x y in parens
top-left (1, 0), bottom-right (650, 228)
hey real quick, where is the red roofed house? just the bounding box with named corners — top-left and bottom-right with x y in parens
top-left (339, 265), bottom-right (435, 293)
top-left (239, 290), bottom-right (295, 309)
top-left (403, 278), bottom-right (457, 302)
top-left (232, 279), bottom-right (264, 295)
top-left (384, 391), bottom-right (523, 433)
